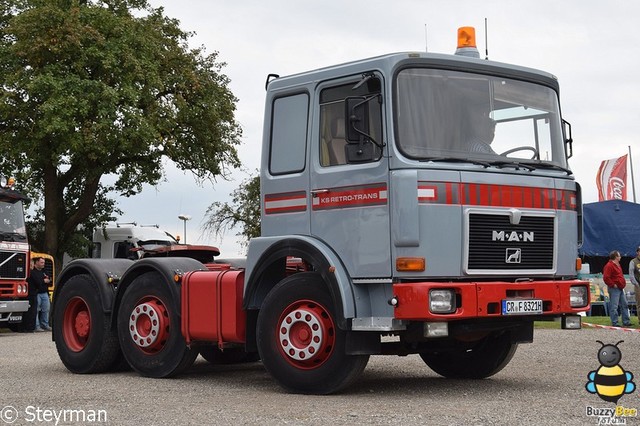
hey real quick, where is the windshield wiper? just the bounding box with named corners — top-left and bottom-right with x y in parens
top-left (419, 157), bottom-right (492, 168)
top-left (489, 160), bottom-right (537, 171)
top-left (0, 232), bottom-right (26, 242)
top-left (517, 161), bottom-right (572, 175)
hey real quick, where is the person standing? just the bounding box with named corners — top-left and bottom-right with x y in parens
top-left (29, 256), bottom-right (51, 331)
top-left (629, 246), bottom-right (640, 317)
top-left (20, 259), bottom-right (38, 332)
top-left (603, 250), bottom-right (631, 327)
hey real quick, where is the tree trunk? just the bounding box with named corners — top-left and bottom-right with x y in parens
top-left (43, 164), bottom-right (60, 262)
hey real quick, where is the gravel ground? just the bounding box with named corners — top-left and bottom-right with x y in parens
top-left (1, 327), bottom-right (639, 425)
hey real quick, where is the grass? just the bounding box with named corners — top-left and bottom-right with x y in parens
top-left (535, 315), bottom-right (640, 330)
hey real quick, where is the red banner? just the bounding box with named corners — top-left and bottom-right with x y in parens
top-left (596, 154), bottom-right (627, 201)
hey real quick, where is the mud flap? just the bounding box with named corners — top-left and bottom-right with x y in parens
top-left (345, 331), bottom-right (380, 355)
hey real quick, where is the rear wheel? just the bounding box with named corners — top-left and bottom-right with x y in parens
top-left (53, 274), bottom-right (121, 373)
top-left (419, 332), bottom-right (517, 379)
top-left (257, 272), bottom-right (368, 394)
top-left (117, 271), bottom-right (197, 378)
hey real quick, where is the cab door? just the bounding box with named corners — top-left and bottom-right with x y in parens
top-left (309, 74), bottom-right (391, 278)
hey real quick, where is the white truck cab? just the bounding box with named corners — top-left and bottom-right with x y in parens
top-left (92, 223), bottom-right (178, 260)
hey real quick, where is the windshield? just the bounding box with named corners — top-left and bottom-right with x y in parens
top-left (395, 68), bottom-right (568, 168)
top-left (137, 239), bottom-right (175, 248)
top-left (0, 200), bottom-right (27, 241)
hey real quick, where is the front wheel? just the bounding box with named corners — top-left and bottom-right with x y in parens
top-left (419, 332), bottom-right (517, 379)
top-left (117, 271), bottom-right (197, 378)
top-left (257, 272), bottom-right (369, 394)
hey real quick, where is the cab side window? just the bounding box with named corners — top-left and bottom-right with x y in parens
top-left (319, 79), bottom-right (382, 167)
top-left (269, 93), bottom-right (309, 175)
top-left (114, 241), bottom-right (135, 259)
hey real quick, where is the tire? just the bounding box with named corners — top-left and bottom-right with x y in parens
top-left (257, 272), bottom-right (369, 394)
top-left (199, 346), bottom-right (260, 364)
top-left (419, 332), bottom-right (518, 379)
top-left (117, 271), bottom-right (197, 378)
top-left (53, 274), bottom-right (121, 373)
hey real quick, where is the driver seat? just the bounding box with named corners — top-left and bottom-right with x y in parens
top-left (327, 118), bottom-right (347, 165)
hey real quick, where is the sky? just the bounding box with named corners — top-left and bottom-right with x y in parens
top-left (116, 0), bottom-right (640, 256)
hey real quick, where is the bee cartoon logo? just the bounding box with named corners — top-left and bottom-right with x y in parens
top-left (586, 340), bottom-right (635, 403)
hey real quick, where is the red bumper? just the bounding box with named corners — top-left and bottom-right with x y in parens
top-left (392, 280), bottom-right (589, 320)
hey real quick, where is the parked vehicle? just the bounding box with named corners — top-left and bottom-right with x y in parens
top-left (0, 176), bottom-right (30, 329)
top-left (52, 27), bottom-right (589, 394)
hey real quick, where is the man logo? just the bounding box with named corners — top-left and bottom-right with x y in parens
top-left (505, 248), bottom-right (521, 264)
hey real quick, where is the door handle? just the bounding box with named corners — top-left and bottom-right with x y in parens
top-left (310, 189), bottom-right (329, 197)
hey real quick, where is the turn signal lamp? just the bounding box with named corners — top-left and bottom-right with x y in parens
top-left (575, 258), bottom-right (582, 272)
top-left (396, 257), bottom-right (425, 272)
top-left (455, 26), bottom-right (480, 58)
top-left (0, 175), bottom-right (17, 188)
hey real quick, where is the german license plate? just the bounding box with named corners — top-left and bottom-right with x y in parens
top-left (502, 299), bottom-right (542, 315)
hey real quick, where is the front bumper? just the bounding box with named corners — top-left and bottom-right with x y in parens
top-left (392, 280), bottom-right (589, 320)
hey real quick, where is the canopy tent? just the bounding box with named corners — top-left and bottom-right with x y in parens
top-left (579, 200), bottom-right (640, 257)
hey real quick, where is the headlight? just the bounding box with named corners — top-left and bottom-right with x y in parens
top-left (429, 289), bottom-right (456, 313)
top-left (570, 285), bottom-right (588, 308)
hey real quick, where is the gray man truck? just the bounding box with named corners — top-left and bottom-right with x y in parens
top-left (52, 27), bottom-right (589, 394)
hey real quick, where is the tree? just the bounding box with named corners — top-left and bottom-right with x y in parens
top-left (0, 0), bottom-right (242, 262)
top-left (203, 174), bottom-right (260, 249)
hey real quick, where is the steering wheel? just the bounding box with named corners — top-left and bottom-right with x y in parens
top-left (500, 146), bottom-right (539, 160)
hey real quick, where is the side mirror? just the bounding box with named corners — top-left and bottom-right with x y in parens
top-left (344, 96), bottom-right (374, 163)
top-left (563, 119), bottom-right (573, 159)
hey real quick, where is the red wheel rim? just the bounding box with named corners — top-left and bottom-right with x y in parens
top-left (63, 297), bottom-right (91, 352)
top-left (128, 296), bottom-right (170, 354)
top-left (277, 299), bottom-right (335, 369)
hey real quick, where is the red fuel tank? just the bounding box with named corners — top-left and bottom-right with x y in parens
top-left (180, 269), bottom-right (246, 346)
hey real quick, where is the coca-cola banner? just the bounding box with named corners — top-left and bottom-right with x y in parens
top-left (596, 154), bottom-right (627, 201)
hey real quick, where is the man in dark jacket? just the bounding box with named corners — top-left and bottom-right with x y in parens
top-left (29, 256), bottom-right (51, 331)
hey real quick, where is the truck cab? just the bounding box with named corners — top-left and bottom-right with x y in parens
top-left (0, 177), bottom-right (30, 328)
top-left (239, 30), bottom-right (588, 390)
top-left (91, 224), bottom-right (180, 260)
top-left (91, 223), bottom-right (220, 264)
